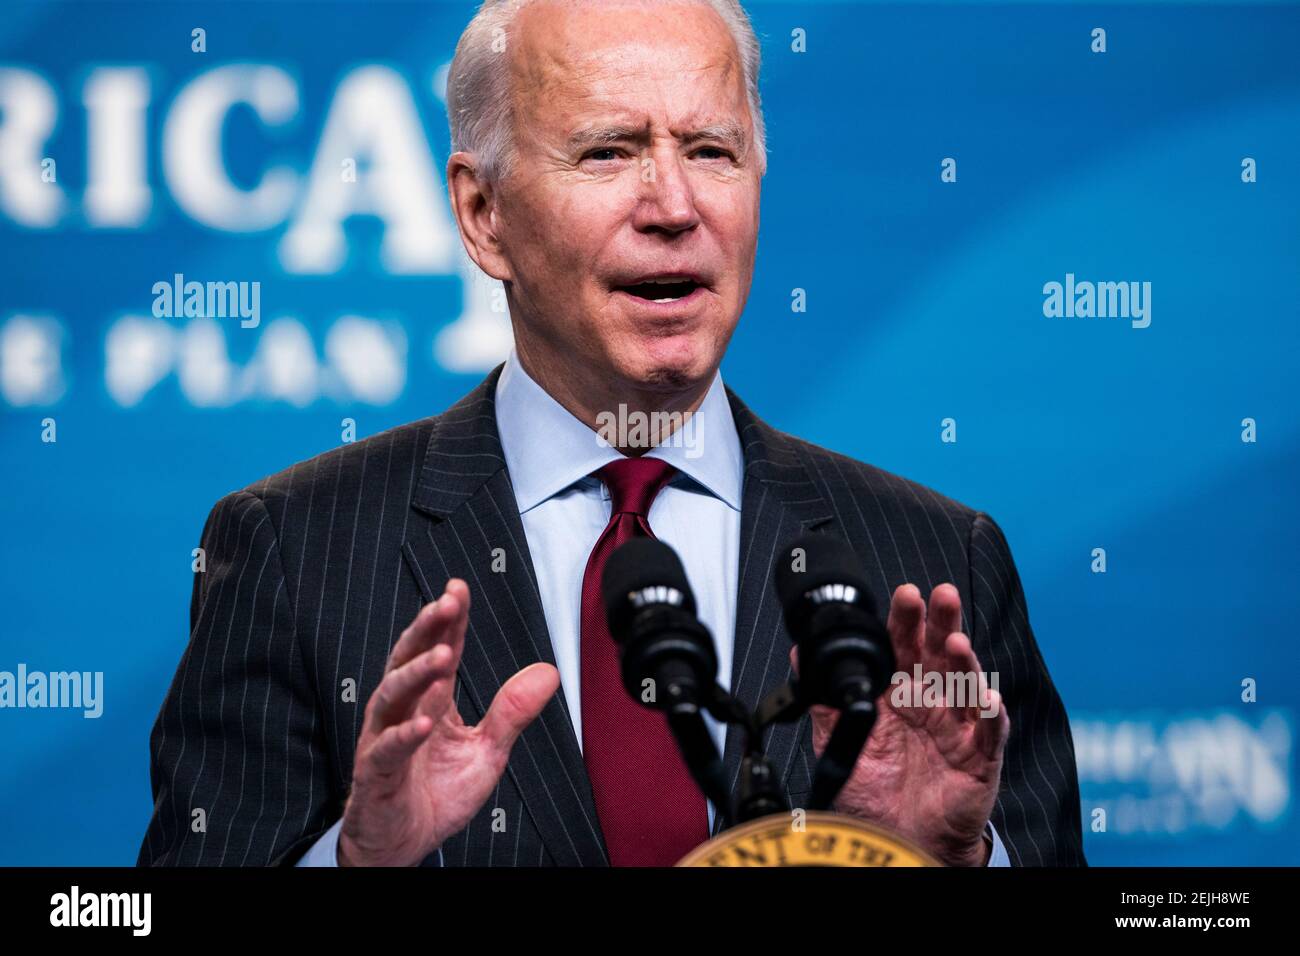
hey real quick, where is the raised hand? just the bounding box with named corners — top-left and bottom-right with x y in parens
top-left (338, 579), bottom-right (560, 866)
top-left (793, 583), bottom-right (1010, 867)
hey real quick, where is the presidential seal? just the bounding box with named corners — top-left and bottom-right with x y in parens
top-left (676, 811), bottom-right (941, 867)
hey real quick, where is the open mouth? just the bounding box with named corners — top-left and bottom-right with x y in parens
top-left (614, 276), bottom-right (703, 303)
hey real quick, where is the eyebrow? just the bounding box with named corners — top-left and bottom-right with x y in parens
top-left (566, 121), bottom-right (748, 155)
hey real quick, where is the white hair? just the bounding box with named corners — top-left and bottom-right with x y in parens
top-left (446, 0), bottom-right (767, 184)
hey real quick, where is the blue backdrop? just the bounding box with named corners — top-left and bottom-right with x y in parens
top-left (1, 0), bottom-right (1296, 866)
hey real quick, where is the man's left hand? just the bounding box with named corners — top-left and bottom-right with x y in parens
top-left (791, 582), bottom-right (1010, 867)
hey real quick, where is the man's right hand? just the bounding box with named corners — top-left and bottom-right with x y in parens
top-left (337, 578), bottom-right (559, 867)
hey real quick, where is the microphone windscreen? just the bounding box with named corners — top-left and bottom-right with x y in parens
top-left (601, 536), bottom-right (694, 619)
top-left (774, 532), bottom-right (875, 615)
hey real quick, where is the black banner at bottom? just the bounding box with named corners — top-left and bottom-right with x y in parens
top-left (0, 866), bottom-right (1286, 941)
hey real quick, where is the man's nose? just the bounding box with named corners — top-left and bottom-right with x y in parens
top-left (631, 152), bottom-right (701, 235)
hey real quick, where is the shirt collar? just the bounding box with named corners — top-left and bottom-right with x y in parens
top-left (494, 349), bottom-right (743, 515)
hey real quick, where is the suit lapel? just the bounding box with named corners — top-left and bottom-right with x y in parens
top-left (714, 390), bottom-right (835, 835)
top-left (401, 367), bottom-right (608, 865)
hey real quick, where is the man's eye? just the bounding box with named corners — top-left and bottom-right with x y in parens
top-left (694, 147), bottom-right (733, 161)
top-left (585, 148), bottom-right (622, 162)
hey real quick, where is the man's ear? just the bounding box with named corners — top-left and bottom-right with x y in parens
top-left (446, 151), bottom-right (512, 282)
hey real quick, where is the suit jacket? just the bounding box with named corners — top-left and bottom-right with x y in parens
top-left (138, 364), bottom-right (1087, 867)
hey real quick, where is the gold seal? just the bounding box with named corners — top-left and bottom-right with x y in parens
top-left (675, 811), bottom-right (941, 867)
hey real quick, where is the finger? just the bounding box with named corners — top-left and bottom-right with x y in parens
top-left (923, 584), bottom-right (962, 663)
top-left (417, 583), bottom-right (471, 719)
top-left (440, 579), bottom-right (471, 664)
top-left (368, 714), bottom-right (435, 777)
top-left (387, 579), bottom-right (468, 671)
top-left (478, 663), bottom-right (561, 756)
top-left (942, 631), bottom-right (983, 719)
top-left (973, 688), bottom-right (1010, 760)
top-left (886, 583), bottom-right (925, 675)
top-left (369, 643), bottom-right (455, 731)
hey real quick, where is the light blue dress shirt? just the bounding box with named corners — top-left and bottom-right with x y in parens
top-left (299, 350), bottom-right (1009, 867)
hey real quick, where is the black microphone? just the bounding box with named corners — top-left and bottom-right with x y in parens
top-left (601, 537), bottom-right (730, 819)
top-left (774, 532), bottom-right (894, 709)
top-left (601, 536), bottom-right (718, 711)
top-left (774, 532), bottom-right (895, 811)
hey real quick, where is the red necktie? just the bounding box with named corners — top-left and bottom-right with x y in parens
top-left (580, 456), bottom-right (710, 866)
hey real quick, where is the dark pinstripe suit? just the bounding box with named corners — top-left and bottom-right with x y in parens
top-left (138, 364), bottom-right (1087, 867)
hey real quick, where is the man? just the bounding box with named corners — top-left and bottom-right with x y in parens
top-left (139, 0), bottom-right (1086, 867)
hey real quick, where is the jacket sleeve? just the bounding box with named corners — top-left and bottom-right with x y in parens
top-left (138, 490), bottom-right (334, 866)
top-left (968, 511), bottom-right (1087, 866)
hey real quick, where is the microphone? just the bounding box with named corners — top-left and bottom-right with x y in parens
top-left (774, 532), bottom-right (894, 709)
top-left (601, 536), bottom-right (718, 712)
top-left (601, 537), bottom-right (730, 819)
top-left (774, 532), bottom-right (895, 810)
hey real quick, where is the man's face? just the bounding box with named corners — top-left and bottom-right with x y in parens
top-left (484, 0), bottom-right (761, 394)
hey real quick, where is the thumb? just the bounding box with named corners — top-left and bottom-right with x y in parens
top-left (808, 704), bottom-right (839, 755)
top-left (789, 646), bottom-right (838, 753)
top-left (479, 662), bottom-right (560, 755)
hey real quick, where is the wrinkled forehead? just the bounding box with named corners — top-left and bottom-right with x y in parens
top-left (507, 0), bottom-right (749, 139)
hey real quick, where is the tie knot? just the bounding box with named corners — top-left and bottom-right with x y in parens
top-left (596, 456), bottom-right (676, 518)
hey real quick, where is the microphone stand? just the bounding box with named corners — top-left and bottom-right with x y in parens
top-left (754, 678), bottom-right (880, 813)
top-left (665, 673), bottom-right (880, 830)
top-left (660, 681), bottom-right (790, 830)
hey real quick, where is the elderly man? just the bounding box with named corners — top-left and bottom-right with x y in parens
top-left (139, 0), bottom-right (1085, 868)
